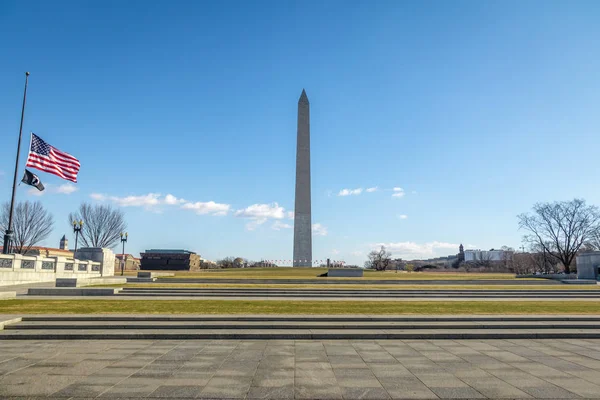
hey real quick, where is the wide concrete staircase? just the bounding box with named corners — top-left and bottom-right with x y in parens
top-left (115, 287), bottom-right (600, 298)
top-left (2, 316), bottom-right (600, 339)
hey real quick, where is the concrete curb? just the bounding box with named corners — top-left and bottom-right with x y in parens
top-left (3, 331), bottom-right (600, 340)
top-left (20, 315), bottom-right (600, 321)
top-left (0, 292), bottom-right (16, 300)
top-left (0, 317), bottom-right (22, 330)
top-left (8, 323), bottom-right (600, 330)
top-left (155, 278), bottom-right (559, 285)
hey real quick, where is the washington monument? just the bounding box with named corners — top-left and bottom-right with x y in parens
top-left (293, 89), bottom-right (312, 267)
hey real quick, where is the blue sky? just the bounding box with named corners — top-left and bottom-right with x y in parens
top-left (1, 1), bottom-right (599, 265)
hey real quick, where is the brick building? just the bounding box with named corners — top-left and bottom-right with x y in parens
top-left (115, 254), bottom-right (141, 272)
top-left (140, 249), bottom-right (201, 271)
top-left (1, 235), bottom-right (74, 258)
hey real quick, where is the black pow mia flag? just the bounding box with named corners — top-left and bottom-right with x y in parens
top-left (21, 169), bottom-right (45, 191)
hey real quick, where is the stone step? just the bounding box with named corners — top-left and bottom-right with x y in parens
top-left (0, 291), bottom-right (16, 299)
top-left (155, 278), bottom-right (561, 285)
top-left (21, 315), bottom-right (600, 322)
top-left (2, 328), bottom-right (600, 340)
top-left (7, 320), bottom-right (600, 330)
top-left (115, 290), bottom-right (600, 298)
top-left (120, 288), bottom-right (600, 293)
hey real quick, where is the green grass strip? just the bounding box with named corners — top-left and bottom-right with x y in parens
top-left (1, 300), bottom-right (600, 314)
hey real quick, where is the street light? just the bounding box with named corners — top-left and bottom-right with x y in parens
top-left (120, 232), bottom-right (128, 276)
top-left (72, 220), bottom-right (83, 254)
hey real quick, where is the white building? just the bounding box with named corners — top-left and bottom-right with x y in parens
top-left (464, 249), bottom-right (512, 262)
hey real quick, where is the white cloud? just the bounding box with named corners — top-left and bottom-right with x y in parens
top-left (272, 220), bottom-right (292, 230)
top-left (27, 187), bottom-right (45, 196)
top-left (91, 192), bottom-right (229, 215)
top-left (374, 241), bottom-right (459, 259)
top-left (112, 193), bottom-right (161, 207)
top-left (235, 203), bottom-right (285, 219)
top-left (366, 187), bottom-right (378, 193)
top-left (397, 214), bottom-right (408, 220)
top-left (286, 211), bottom-right (294, 220)
top-left (164, 194), bottom-right (185, 205)
top-left (182, 201), bottom-right (230, 216)
top-left (338, 188), bottom-right (363, 196)
top-left (56, 184), bottom-right (78, 194)
top-left (245, 219), bottom-right (267, 231)
top-left (28, 183), bottom-right (78, 196)
top-left (313, 223), bottom-right (328, 236)
top-left (234, 203), bottom-right (288, 231)
top-left (392, 187), bottom-right (405, 198)
top-left (332, 249), bottom-right (340, 255)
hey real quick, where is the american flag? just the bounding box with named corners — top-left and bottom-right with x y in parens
top-left (26, 133), bottom-right (80, 183)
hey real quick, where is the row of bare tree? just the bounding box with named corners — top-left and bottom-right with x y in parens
top-left (0, 201), bottom-right (126, 254)
top-left (364, 199), bottom-right (600, 274)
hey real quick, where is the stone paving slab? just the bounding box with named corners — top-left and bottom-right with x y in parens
top-left (0, 339), bottom-right (599, 398)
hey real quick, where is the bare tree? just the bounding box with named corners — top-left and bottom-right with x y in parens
top-left (365, 246), bottom-right (392, 271)
top-left (500, 246), bottom-right (515, 270)
top-left (472, 251), bottom-right (493, 268)
top-left (1, 201), bottom-right (54, 254)
top-left (512, 253), bottom-right (533, 275)
top-left (528, 242), bottom-right (557, 274)
top-left (585, 230), bottom-right (600, 251)
top-left (68, 203), bottom-right (126, 248)
top-left (518, 199), bottom-right (600, 273)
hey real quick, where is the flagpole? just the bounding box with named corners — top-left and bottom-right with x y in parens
top-left (3, 72), bottom-right (30, 255)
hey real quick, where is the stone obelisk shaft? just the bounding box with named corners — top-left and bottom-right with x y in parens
top-left (293, 90), bottom-right (312, 267)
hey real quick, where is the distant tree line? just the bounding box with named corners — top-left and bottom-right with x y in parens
top-left (1, 201), bottom-right (126, 254)
top-left (363, 199), bottom-right (600, 275)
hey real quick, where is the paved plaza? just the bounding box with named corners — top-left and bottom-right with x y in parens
top-left (0, 339), bottom-right (600, 399)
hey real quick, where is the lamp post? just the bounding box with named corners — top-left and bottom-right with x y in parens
top-left (72, 220), bottom-right (83, 254)
top-left (120, 232), bottom-right (128, 276)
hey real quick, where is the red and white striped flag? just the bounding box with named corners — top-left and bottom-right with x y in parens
top-left (26, 133), bottom-right (80, 183)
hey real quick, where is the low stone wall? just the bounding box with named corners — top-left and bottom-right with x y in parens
top-left (327, 269), bottom-right (364, 278)
top-left (75, 248), bottom-right (115, 277)
top-left (138, 271), bottom-right (175, 278)
top-left (28, 288), bottom-right (121, 296)
top-left (516, 273), bottom-right (577, 280)
top-left (0, 252), bottom-right (105, 285)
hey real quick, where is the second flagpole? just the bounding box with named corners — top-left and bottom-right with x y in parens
top-left (3, 72), bottom-right (30, 255)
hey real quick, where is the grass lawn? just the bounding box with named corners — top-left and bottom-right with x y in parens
top-left (116, 283), bottom-right (600, 290)
top-left (132, 268), bottom-right (531, 280)
top-left (1, 300), bottom-right (599, 314)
